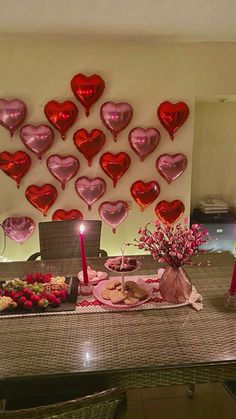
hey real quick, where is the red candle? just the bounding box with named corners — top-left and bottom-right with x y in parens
top-left (229, 260), bottom-right (236, 294)
top-left (79, 224), bottom-right (89, 285)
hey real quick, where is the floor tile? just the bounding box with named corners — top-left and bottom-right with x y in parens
top-left (194, 383), bottom-right (225, 395)
top-left (126, 400), bottom-right (145, 419)
top-left (197, 393), bottom-right (236, 419)
top-left (143, 397), bottom-right (205, 419)
top-left (127, 389), bottom-right (142, 401)
top-left (141, 385), bottom-right (188, 400)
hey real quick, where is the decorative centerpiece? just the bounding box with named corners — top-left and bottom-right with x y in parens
top-left (134, 220), bottom-right (209, 304)
top-left (96, 242), bottom-right (152, 307)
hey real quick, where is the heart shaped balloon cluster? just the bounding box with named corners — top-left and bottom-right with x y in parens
top-left (0, 69), bottom-right (190, 238)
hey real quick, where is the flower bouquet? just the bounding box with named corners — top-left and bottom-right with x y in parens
top-left (134, 220), bottom-right (209, 304)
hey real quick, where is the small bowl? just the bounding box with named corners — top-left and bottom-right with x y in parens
top-left (104, 257), bottom-right (141, 273)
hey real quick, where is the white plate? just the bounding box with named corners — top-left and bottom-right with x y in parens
top-left (78, 270), bottom-right (108, 285)
top-left (93, 277), bottom-right (153, 308)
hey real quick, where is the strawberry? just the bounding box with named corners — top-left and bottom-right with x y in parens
top-left (30, 294), bottom-right (41, 304)
top-left (18, 296), bottom-right (27, 306)
top-left (50, 298), bottom-right (60, 308)
top-left (24, 300), bottom-right (33, 310)
top-left (59, 289), bottom-right (68, 302)
top-left (22, 288), bottom-right (33, 298)
top-left (47, 293), bottom-right (57, 303)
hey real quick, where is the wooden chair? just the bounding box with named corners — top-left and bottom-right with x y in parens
top-left (0, 387), bottom-right (126, 418)
top-left (28, 219), bottom-right (108, 260)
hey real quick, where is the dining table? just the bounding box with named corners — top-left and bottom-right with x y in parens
top-left (0, 252), bottom-right (236, 403)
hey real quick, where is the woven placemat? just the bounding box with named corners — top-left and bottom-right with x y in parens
top-left (0, 273), bottom-right (203, 319)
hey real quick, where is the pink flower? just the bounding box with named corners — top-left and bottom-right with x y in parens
top-left (134, 221), bottom-right (209, 267)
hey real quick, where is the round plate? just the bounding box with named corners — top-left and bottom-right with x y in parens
top-left (78, 271), bottom-right (108, 285)
top-left (104, 258), bottom-right (141, 273)
top-left (93, 277), bottom-right (153, 308)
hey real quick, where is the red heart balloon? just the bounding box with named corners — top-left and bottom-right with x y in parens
top-left (157, 101), bottom-right (189, 140)
top-left (71, 73), bottom-right (105, 116)
top-left (44, 100), bottom-right (78, 140)
top-left (52, 209), bottom-right (83, 221)
top-left (100, 152), bottom-right (131, 188)
top-left (73, 129), bottom-right (106, 166)
top-left (25, 184), bottom-right (58, 216)
top-left (131, 180), bottom-right (160, 211)
top-left (155, 200), bottom-right (185, 225)
top-left (0, 150), bottom-right (31, 188)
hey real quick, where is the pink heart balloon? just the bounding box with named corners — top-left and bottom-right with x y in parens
top-left (47, 155), bottom-right (80, 190)
top-left (100, 101), bottom-right (133, 141)
top-left (156, 153), bottom-right (188, 184)
top-left (75, 176), bottom-right (107, 211)
top-left (98, 200), bottom-right (128, 233)
top-left (20, 124), bottom-right (54, 161)
top-left (0, 99), bottom-right (27, 138)
top-left (129, 127), bottom-right (161, 161)
top-left (2, 216), bottom-right (35, 244)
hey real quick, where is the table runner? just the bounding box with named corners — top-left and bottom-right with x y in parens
top-left (0, 273), bottom-right (203, 319)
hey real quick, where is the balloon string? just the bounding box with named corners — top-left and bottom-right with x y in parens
top-left (0, 224), bottom-right (7, 258)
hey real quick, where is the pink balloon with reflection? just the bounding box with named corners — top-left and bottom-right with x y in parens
top-left (20, 124), bottom-right (54, 160)
top-left (156, 154), bottom-right (187, 184)
top-left (98, 200), bottom-right (128, 233)
top-left (0, 99), bottom-right (27, 138)
top-left (2, 216), bottom-right (35, 244)
top-left (75, 176), bottom-right (107, 211)
top-left (47, 155), bottom-right (80, 190)
top-left (129, 127), bottom-right (161, 161)
top-left (100, 101), bottom-right (133, 141)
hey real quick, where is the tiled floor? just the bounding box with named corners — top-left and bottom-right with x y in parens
top-left (126, 384), bottom-right (236, 419)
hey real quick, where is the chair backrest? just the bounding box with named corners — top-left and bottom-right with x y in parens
top-left (0, 387), bottom-right (126, 419)
top-left (38, 219), bottom-right (105, 259)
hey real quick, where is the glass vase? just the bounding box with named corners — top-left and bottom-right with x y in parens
top-left (159, 266), bottom-right (192, 304)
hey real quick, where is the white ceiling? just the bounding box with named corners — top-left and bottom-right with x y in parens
top-left (1, 0), bottom-right (236, 41)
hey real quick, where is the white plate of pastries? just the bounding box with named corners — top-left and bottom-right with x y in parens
top-left (77, 266), bottom-right (108, 285)
top-left (93, 277), bottom-right (153, 308)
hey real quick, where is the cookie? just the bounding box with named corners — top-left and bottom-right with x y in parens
top-left (101, 289), bottom-right (110, 300)
top-left (124, 296), bottom-right (139, 305)
top-left (106, 279), bottom-right (121, 290)
top-left (110, 289), bottom-right (126, 304)
top-left (133, 287), bottom-right (148, 300)
top-left (124, 281), bottom-right (139, 292)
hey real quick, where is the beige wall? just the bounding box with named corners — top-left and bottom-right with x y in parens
top-left (192, 102), bottom-right (236, 209)
top-left (0, 38), bottom-right (236, 260)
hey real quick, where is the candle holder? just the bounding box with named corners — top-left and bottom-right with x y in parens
top-left (225, 292), bottom-right (236, 310)
top-left (79, 283), bottom-right (93, 296)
